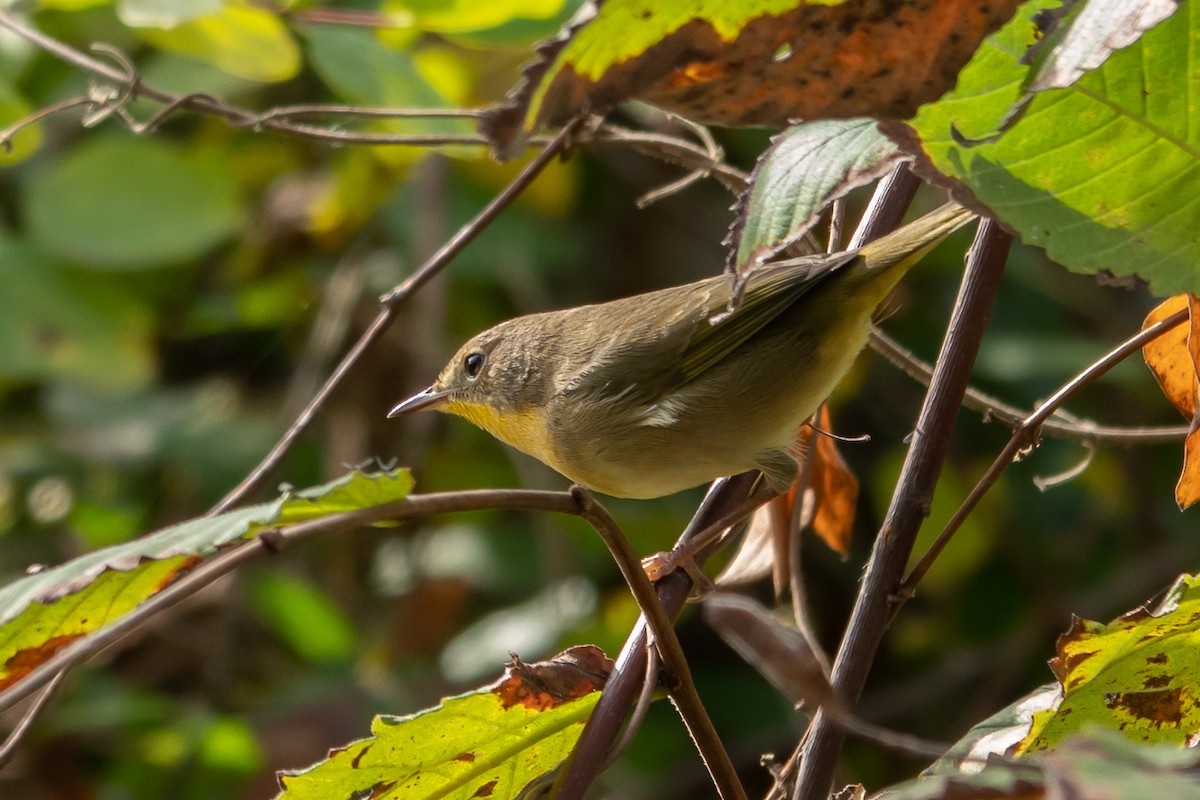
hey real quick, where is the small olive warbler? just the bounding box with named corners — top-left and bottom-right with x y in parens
top-left (391, 202), bottom-right (974, 498)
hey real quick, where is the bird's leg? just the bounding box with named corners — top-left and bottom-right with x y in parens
top-left (642, 470), bottom-right (785, 596)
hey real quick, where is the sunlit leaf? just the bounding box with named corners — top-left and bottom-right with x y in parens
top-left (390, 0), bottom-right (568, 33)
top-left (481, 0), bottom-right (1024, 153)
top-left (893, 0), bottom-right (1200, 295)
top-left (275, 646), bottom-right (612, 799)
top-left (136, 2), bottom-right (300, 83)
top-left (1018, 573), bottom-right (1200, 752)
top-left (0, 470), bottom-right (412, 691)
top-left (877, 729), bottom-right (1200, 800)
top-left (25, 137), bottom-right (244, 270)
top-left (1023, 0), bottom-right (1182, 94)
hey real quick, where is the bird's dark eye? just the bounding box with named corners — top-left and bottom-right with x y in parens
top-left (464, 352), bottom-right (485, 379)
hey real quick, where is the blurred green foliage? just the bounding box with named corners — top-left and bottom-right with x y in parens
top-left (0, 1), bottom-right (1197, 799)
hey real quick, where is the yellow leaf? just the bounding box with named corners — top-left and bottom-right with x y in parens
top-left (137, 2), bottom-right (300, 83)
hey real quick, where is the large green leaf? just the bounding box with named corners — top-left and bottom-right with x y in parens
top-left (276, 646), bottom-right (611, 800)
top-left (0, 238), bottom-right (154, 390)
top-left (896, 0), bottom-right (1198, 296)
top-left (25, 137), bottom-right (244, 270)
top-left (0, 470), bottom-right (413, 690)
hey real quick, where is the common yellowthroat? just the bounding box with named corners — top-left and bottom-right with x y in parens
top-left (391, 202), bottom-right (974, 499)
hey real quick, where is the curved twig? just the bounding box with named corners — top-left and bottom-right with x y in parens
top-left (870, 327), bottom-right (1187, 444)
top-left (900, 306), bottom-right (1190, 596)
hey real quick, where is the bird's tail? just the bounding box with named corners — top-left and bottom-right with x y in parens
top-left (854, 202), bottom-right (977, 276)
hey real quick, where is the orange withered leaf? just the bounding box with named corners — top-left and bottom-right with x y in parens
top-left (1141, 293), bottom-right (1200, 509)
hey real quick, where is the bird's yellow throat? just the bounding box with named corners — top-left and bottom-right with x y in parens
top-left (444, 399), bottom-right (554, 465)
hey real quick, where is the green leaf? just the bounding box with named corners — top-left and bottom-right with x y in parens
top-left (731, 118), bottom-right (903, 271)
top-left (0, 470), bottom-right (412, 690)
top-left (25, 137), bottom-right (244, 270)
top-left (249, 572), bottom-right (356, 664)
top-left (303, 26), bottom-right (456, 113)
top-left (929, 684), bottom-right (1060, 773)
top-left (0, 238), bottom-right (154, 390)
top-left (136, 2), bottom-right (300, 83)
top-left (1019, 573), bottom-right (1200, 752)
top-left (276, 646), bottom-right (612, 799)
top-left (898, 0), bottom-right (1200, 296)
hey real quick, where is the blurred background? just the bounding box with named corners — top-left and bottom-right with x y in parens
top-left (1, 2), bottom-right (1196, 798)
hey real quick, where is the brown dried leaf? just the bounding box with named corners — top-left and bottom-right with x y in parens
top-left (1142, 293), bottom-right (1197, 417)
top-left (481, 0), bottom-right (1025, 154)
top-left (493, 645), bottom-right (613, 711)
top-left (1141, 293), bottom-right (1200, 508)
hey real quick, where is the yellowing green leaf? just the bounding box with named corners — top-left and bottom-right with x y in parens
top-left (389, 0), bottom-right (568, 33)
top-left (1019, 573), bottom-right (1200, 752)
top-left (276, 646), bottom-right (612, 799)
top-left (117, 0), bottom-right (223, 28)
top-left (0, 85), bottom-right (42, 164)
top-left (137, 3), bottom-right (300, 82)
top-left (0, 470), bottom-right (412, 694)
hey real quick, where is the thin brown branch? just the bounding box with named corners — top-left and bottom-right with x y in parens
top-left (900, 306), bottom-right (1190, 596)
top-left (0, 487), bottom-right (670, 712)
top-left (0, 97), bottom-right (91, 152)
top-left (0, 11), bottom-right (744, 185)
top-left (555, 472), bottom-right (767, 799)
top-left (870, 327), bottom-right (1188, 444)
top-left (794, 216), bottom-right (1010, 800)
top-left (0, 669), bottom-right (67, 771)
top-left (570, 487), bottom-right (747, 800)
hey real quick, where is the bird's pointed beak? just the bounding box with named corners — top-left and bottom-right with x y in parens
top-left (388, 387), bottom-right (450, 417)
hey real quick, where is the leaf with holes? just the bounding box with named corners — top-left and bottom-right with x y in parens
top-left (1018, 573), bottom-right (1200, 753)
